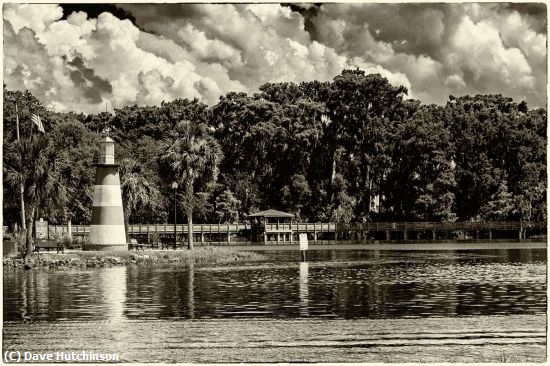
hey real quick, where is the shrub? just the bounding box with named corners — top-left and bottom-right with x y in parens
top-left (59, 235), bottom-right (87, 249)
top-left (149, 232), bottom-right (160, 245)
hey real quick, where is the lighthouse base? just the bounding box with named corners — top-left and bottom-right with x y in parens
top-left (86, 223), bottom-right (128, 251)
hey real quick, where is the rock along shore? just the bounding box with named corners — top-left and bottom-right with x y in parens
top-left (3, 248), bottom-right (265, 270)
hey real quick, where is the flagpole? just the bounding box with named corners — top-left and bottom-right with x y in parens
top-left (15, 102), bottom-right (20, 140)
top-left (15, 101), bottom-right (26, 232)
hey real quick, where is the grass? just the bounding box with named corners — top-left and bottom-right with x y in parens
top-left (7, 247), bottom-right (266, 269)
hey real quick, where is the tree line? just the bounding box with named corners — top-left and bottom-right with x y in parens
top-left (3, 70), bottom-right (547, 242)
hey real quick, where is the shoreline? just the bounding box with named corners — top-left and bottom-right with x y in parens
top-left (2, 247), bottom-right (266, 270)
top-left (3, 240), bottom-right (546, 270)
top-left (226, 240), bottom-right (547, 251)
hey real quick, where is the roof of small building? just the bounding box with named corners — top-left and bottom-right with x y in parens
top-left (247, 209), bottom-right (294, 218)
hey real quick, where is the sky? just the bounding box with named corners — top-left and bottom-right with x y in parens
top-left (3, 3), bottom-right (547, 114)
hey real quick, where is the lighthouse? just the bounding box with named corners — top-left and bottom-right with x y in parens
top-left (84, 136), bottom-right (127, 251)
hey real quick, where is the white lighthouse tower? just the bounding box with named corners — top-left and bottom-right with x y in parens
top-left (84, 136), bottom-right (127, 251)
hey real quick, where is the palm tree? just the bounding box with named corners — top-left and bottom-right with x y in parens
top-left (159, 120), bottom-right (223, 249)
top-left (3, 135), bottom-right (69, 258)
top-left (119, 158), bottom-right (162, 242)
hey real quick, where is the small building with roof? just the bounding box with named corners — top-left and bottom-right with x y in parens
top-left (247, 209), bottom-right (294, 243)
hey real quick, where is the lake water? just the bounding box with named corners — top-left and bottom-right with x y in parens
top-left (3, 247), bottom-right (547, 362)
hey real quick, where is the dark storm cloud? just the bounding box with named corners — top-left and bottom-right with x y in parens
top-left (506, 2), bottom-right (547, 17)
top-left (283, 3), bottom-right (322, 39)
top-left (68, 57), bottom-right (112, 104)
top-left (505, 3), bottom-right (547, 33)
top-left (118, 3), bottom-right (207, 31)
top-left (309, 3), bottom-right (462, 60)
top-left (60, 4), bottom-right (136, 24)
top-left (354, 4), bottom-right (450, 56)
top-left (119, 3), bottom-right (235, 49)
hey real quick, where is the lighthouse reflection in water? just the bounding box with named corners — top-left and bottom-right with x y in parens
top-left (3, 249), bottom-right (545, 321)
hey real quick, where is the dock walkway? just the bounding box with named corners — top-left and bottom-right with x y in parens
top-left (46, 221), bottom-right (547, 243)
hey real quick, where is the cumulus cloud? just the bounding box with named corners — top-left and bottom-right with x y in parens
top-left (3, 17), bottom-right (94, 113)
top-left (349, 57), bottom-right (412, 94)
top-left (122, 3), bottom-right (348, 89)
top-left (3, 4), bottom-right (63, 34)
top-left (446, 17), bottom-right (533, 87)
top-left (67, 56), bottom-right (112, 104)
top-left (3, 4), bottom-right (250, 112)
top-left (444, 74), bottom-right (467, 89)
top-left (308, 3), bottom-right (546, 106)
top-left (3, 3), bottom-right (547, 113)
top-left (176, 24), bottom-right (243, 68)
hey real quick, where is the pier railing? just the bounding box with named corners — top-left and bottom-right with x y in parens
top-left (46, 221), bottom-right (546, 237)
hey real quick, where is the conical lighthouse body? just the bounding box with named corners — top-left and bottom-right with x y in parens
top-left (85, 137), bottom-right (127, 251)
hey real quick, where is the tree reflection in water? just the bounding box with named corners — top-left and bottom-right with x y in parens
top-left (2, 249), bottom-right (546, 322)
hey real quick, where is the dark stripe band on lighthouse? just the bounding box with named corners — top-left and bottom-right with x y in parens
top-left (84, 136), bottom-right (127, 251)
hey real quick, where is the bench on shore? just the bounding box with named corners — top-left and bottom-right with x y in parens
top-left (35, 240), bottom-right (64, 253)
top-left (129, 238), bottom-right (146, 251)
top-left (129, 238), bottom-right (170, 250)
top-left (148, 237), bottom-right (160, 250)
top-left (161, 241), bottom-right (179, 250)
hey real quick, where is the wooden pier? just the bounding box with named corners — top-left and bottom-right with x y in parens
top-left (47, 221), bottom-right (547, 243)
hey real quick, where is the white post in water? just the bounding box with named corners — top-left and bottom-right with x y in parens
top-left (85, 137), bottom-right (127, 251)
top-left (299, 233), bottom-right (308, 262)
top-left (67, 220), bottom-right (72, 240)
